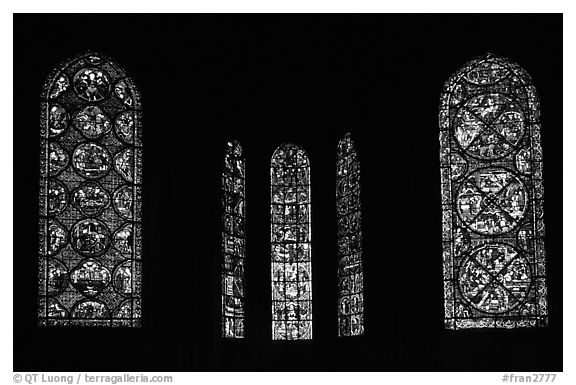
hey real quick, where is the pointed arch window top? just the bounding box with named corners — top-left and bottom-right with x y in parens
top-left (439, 54), bottom-right (547, 330)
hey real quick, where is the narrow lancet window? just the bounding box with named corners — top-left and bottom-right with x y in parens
top-left (271, 144), bottom-right (312, 340)
top-left (336, 133), bottom-right (365, 336)
top-left (221, 140), bottom-right (246, 338)
top-left (39, 53), bottom-right (142, 327)
top-left (439, 54), bottom-right (548, 329)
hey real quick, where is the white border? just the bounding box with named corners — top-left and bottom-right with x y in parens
top-left (3, 3), bottom-right (573, 384)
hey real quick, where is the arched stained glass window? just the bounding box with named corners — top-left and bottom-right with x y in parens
top-left (38, 53), bottom-right (142, 327)
top-left (221, 140), bottom-right (246, 338)
top-left (336, 133), bottom-right (364, 336)
top-left (271, 144), bottom-right (312, 340)
top-left (439, 53), bottom-right (548, 329)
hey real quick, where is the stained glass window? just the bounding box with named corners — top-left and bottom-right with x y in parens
top-left (38, 53), bottom-right (142, 327)
top-left (439, 53), bottom-right (548, 329)
top-left (336, 133), bottom-right (365, 336)
top-left (271, 144), bottom-right (313, 340)
top-left (221, 140), bottom-right (246, 338)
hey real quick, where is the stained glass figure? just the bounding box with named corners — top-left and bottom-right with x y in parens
top-left (336, 133), bottom-right (365, 336)
top-left (439, 54), bottom-right (548, 329)
top-left (271, 144), bottom-right (313, 340)
top-left (39, 53), bottom-right (142, 327)
top-left (221, 141), bottom-right (246, 338)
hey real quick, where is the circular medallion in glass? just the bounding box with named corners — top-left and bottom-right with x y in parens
top-left (72, 181), bottom-right (111, 217)
top-left (456, 167), bottom-right (527, 235)
top-left (453, 93), bottom-right (525, 160)
top-left (70, 259), bottom-right (111, 296)
top-left (72, 143), bottom-right (111, 179)
top-left (73, 68), bottom-right (110, 102)
top-left (73, 105), bottom-right (112, 139)
top-left (71, 218), bottom-right (111, 256)
top-left (458, 243), bottom-right (531, 314)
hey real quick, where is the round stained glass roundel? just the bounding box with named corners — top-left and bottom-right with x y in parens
top-left (458, 243), bottom-right (531, 314)
top-left (70, 259), bottom-right (111, 296)
top-left (453, 94), bottom-right (525, 160)
top-left (73, 105), bottom-right (112, 139)
top-left (73, 68), bottom-right (110, 102)
top-left (72, 143), bottom-right (111, 180)
top-left (72, 181), bottom-right (111, 217)
top-left (71, 218), bottom-right (111, 256)
top-left (456, 167), bottom-right (527, 235)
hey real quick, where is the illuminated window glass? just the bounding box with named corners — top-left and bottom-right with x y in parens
top-left (440, 53), bottom-right (548, 329)
top-left (270, 143), bottom-right (312, 340)
top-left (38, 53), bottom-right (142, 327)
top-left (221, 140), bottom-right (246, 338)
top-left (336, 133), bottom-right (365, 336)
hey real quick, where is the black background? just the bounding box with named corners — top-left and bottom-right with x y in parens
top-left (13, 14), bottom-right (563, 371)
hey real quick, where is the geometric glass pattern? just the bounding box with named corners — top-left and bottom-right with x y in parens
top-left (336, 133), bottom-right (365, 336)
top-left (221, 140), bottom-right (246, 338)
top-left (38, 53), bottom-right (142, 327)
top-left (270, 143), bottom-right (313, 340)
top-left (439, 53), bottom-right (548, 329)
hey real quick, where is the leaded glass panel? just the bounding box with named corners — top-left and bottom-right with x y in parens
top-left (221, 140), bottom-right (246, 338)
top-left (38, 53), bottom-right (142, 327)
top-left (336, 133), bottom-right (365, 336)
top-left (439, 54), bottom-right (548, 329)
top-left (271, 143), bottom-right (313, 340)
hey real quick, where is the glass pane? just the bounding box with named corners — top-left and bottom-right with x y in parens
top-left (221, 140), bottom-right (246, 338)
top-left (38, 53), bottom-right (142, 327)
top-left (271, 143), bottom-right (312, 340)
top-left (336, 133), bottom-right (364, 337)
top-left (439, 54), bottom-right (548, 329)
